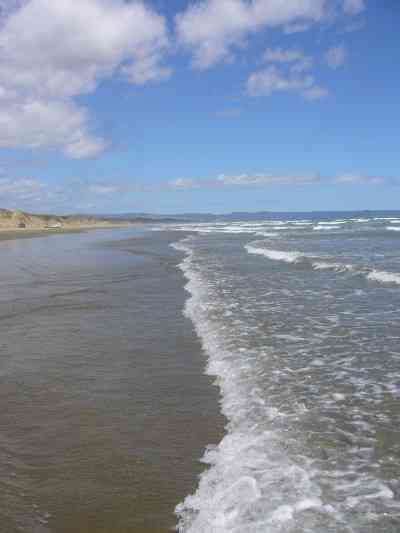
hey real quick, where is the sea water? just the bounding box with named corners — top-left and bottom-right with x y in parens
top-left (164, 212), bottom-right (400, 532)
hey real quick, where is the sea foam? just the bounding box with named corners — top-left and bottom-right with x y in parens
top-left (366, 270), bottom-right (400, 285)
top-left (172, 238), bottom-right (329, 533)
top-left (245, 243), bottom-right (400, 285)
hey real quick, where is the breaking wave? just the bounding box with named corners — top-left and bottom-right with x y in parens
top-left (172, 237), bottom-right (329, 532)
top-left (245, 244), bottom-right (400, 285)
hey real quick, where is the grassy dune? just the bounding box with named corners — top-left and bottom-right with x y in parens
top-left (0, 208), bottom-right (132, 240)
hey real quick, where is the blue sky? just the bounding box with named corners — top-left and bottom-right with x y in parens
top-left (0, 0), bottom-right (399, 214)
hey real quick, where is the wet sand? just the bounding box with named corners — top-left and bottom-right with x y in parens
top-left (0, 228), bottom-right (224, 532)
top-left (0, 224), bottom-right (132, 242)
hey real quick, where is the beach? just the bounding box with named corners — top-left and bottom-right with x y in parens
top-left (2, 214), bottom-right (400, 533)
top-left (0, 228), bottom-right (224, 532)
top-left (0, 222), bottom-right (134, 242)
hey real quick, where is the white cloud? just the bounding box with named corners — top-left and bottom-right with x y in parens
top-left (176, 0), bottom-right (328, 69)
top-left (325, 45), bottom-right (347, 68)
top-left (88, 184), bottom-right (119, 195)
top-left (0, 178), bottom-right (44, 199)
top-left (0, 170), bottom-right (388, 211)
top-left (0, 99), bottom-right (107, 159)
top-left (168, 178), bottom-right (198, 189)
top-left (167, 172), bottom-right (388, 190)
top-left (264, 47), bottom-right (314, 73)
top-left (123, 53), bottom-right (172, 86)
top-left (335, 173), bottom-right (384, 184)
top-left (0, 0), bottom-right (170, 158)
top-left (216, 173), bottom-right (321, 186)
top-left (264, 48), bottom-right (307, 64)
top-left (254, 47), bottom-right (329, 100)
top-left (247, 65), bottom-right (328, 100)
top-left (342, 0), bottom-right (365, 15)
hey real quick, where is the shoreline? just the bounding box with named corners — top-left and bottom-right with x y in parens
top-left (0, 228), bottom-right (225, 532)
top-left (0, 222), bottom-right (136, 242)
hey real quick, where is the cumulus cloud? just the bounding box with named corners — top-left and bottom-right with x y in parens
top-left (264, 47), bottom-right (314, 73)
top-left (325, 45), bottom-right (347, 68)
top-left (0, 99), bottom-right (108, 159)
top-left (175, 0), bottom-right (327, 69)
top-left (283, 21), bottom-right (312, 34)
top-left (0, 0), bottom-right (170, 158)
top-left (264, 47), bottom-right (309, 64)
top-left (247, 66), bottom-right (311, 96)
top-left (175, 0), bottom-right (364, 69)
top-left (250, 47), bottom-right (328, 100)
top-left (247, 65), bottom-right (328, 100)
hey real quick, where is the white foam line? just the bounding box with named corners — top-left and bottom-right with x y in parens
top-left (245, 244), bottom-right (302, 263)
top-left (246, 245), bottom-right (355, 273)
top-left (156, 222), bottom-right (294, 236)
top-left (312, 261), bottom-right (355, 273)
top-left (313, 226), bottom-right (341, 231)
top-left (172, 237), bottom-right (328, 532)
top-left (317, 221), bottom-right (347, 225)
top-left (245, 244), bottom-right (400, 286)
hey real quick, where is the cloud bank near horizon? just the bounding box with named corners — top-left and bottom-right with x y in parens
top-left (0, 170), bottom-right (393, 212)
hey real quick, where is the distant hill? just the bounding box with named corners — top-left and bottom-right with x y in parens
top-left (103, 209), bottom-right (400, 223)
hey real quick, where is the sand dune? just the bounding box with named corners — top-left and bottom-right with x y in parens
top-left (0, 208), bottom-right (130, 231)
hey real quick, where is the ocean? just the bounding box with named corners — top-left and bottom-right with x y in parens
top-left (163, 212), bottom-right (400, 532)
top-left (1, 212), bottom-right (400, 532)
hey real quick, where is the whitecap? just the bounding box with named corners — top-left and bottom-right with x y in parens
top-left (367, 270), bottom-right (400, 285)
top-left (245, 245), bottom-right (303, 263)
top-left (313, 225), bottom-right (341, 231)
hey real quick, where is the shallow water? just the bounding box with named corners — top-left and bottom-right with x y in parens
top-left (0, 228), bottom-right (223, 532)
top-left (166, 213), bottom-right (400, 532)
top-left (2, 214), bottom-right (400, 532)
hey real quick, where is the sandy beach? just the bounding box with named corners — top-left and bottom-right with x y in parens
top-left (0, 224), bottom-right (132, 242)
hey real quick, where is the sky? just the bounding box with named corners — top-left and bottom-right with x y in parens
top-left (0, 0), bottom-right (399, 214)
